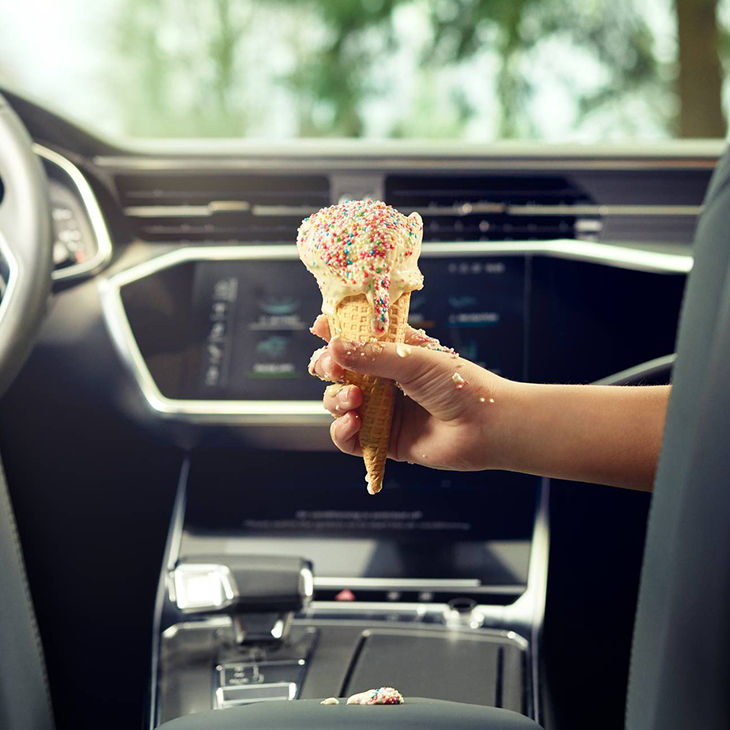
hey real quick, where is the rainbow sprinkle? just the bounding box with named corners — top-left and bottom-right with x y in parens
top-left (297, 200), bottom-right (423, 335)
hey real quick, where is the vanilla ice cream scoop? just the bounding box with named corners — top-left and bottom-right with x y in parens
top-left (296, 200), bottom-right (423, 336)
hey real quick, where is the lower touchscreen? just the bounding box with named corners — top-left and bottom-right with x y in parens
top-left (184, 450), bottom-right (538, 585)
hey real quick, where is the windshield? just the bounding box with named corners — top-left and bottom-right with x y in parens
top-left (2, 0), bottom-right (729, 141)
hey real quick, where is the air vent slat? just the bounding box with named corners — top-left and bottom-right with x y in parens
top-left (386, 174), bottom-right (596, 241)
top-left (115, 172), bottom-right (329, 242)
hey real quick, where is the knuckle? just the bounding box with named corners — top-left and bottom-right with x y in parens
top-left (324, 383), bottom-right (346, 399)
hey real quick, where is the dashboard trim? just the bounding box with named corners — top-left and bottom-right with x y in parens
top-left (93, 139), bottom-right (723, 172)
top-left (100, 242), bottom-right (691, 423)
top-left (149, 459), bottom-right (189, 730)
top-left (124, 203), bottom-right (320, 219)
top-left (313, 577), bottom-right (518, 592)
top-left (593, 353), bottom-right (676, 386)
top-left (33, 144), bottom-right (113, 281)
top-left (122, 201), bottom-right (703, 220)
top-left (100, 247), bottom-right (330, 423)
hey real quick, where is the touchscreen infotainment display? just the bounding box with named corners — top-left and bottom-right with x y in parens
top-left (187, 259), bottom-right (324, 399)
top-left (412, 256), bottom-right (526, 378)
top-left (184, 449), bottom-right (538, 585)
top-left (186, 255), bottom-right (527, 399)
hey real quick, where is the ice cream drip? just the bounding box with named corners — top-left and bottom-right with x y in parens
top-left (296, 200), bottom-right (424, 336)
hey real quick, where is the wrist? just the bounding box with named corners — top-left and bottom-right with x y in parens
top-left (472, 375), bottom-right (530, 472)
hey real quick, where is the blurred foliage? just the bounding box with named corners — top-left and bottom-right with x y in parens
top-left (429, 0), bottom-right (667, 137)
top-left (279, 0), bottom-right (401, 136)
top-left (114, 0), bottom-right (253, 136)
top-left (107, 0), bottom-right (722, 138)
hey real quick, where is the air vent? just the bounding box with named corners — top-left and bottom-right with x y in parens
top-left (386, 174), bottom-right (598, 241)
top-left (115, 172), bottom-right (330, 243)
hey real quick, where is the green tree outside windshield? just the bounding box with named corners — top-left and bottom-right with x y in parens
top-left (6, 0), bottom-right (727, 140)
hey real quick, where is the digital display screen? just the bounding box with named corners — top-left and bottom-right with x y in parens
top-left (186, 255), bottom-right (527, 399)
top-left (187, 260), bottom-right (324, 399)
top-left (187, 450), bottom-right (536, 537)
top-left (184, 449), bottom-right (539, 584)
top-left (412, 256), bottom-right (526, 379)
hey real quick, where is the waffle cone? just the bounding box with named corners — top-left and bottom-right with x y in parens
top-left (329, 292), bottom-right (411, 494)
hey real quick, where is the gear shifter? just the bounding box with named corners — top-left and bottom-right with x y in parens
top-left (167, 555), bottom-right (316, 707)
top-left (170, 555), bottom-right (314, 643)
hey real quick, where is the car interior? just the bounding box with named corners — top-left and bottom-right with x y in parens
top-left (1, 6), bottom-right (729, 729)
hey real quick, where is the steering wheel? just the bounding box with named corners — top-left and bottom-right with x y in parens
top-left (0, 93), bottom-right (53, 397)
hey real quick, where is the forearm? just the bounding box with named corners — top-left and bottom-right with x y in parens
top-left (493, 383), bottom-right (670, 490)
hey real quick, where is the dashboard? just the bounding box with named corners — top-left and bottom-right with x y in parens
top-left (0, 89), bottom-right (719, 730)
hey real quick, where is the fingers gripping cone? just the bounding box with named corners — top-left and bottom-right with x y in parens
top-left (329, 292), bottom-right (411, 494)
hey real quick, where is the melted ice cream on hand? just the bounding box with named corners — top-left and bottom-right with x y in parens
top-left (296, 200), bottom-right (424, 337)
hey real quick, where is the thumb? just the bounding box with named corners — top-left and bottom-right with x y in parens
top-left (329, 336), bottom-right (471, 422)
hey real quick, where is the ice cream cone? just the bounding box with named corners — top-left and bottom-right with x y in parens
top-left (297, 199), bottom-right (424, 494)
top-left (329, 292), bottom-right (411, 494)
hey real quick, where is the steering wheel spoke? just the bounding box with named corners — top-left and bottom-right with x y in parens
top-left (0, 227), bottom-right (17, 304)
top-left (0, 94), bottom-right (53, 395)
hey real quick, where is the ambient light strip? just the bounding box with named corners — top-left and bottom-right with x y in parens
top-left (99, 240), bottom-right (692, 423)
top-left (33, 144), bottom-right (114, 282)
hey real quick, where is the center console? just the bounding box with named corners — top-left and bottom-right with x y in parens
top-left (152, 456), bottom-right (547, 725)
top-left (97, 242), bottom-right (687, 728)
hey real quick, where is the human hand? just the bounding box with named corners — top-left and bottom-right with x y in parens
top-left (309, 315), bottom-right (513, 472)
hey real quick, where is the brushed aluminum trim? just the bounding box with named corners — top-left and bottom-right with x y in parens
top-left (107, 238), bottom-right (693, 281)
top-left (33, 144), bottom-right (113, 281)
top-left (149, 460), bottom-right (188, 730)
top-left (252, 204), bottom-right (324, 217)
top-left (93, 139), bottom-right (723, 171)
top-left (161, 616), bottom-right (232, 640)
top-left (506, 204), bottom-right (702, 217)
top-left (125, 205), bottom-right (218, 218)
top-left (422, 202), bottom-right (506, 216)
top-left (122, 201), bottom-right (702, 221)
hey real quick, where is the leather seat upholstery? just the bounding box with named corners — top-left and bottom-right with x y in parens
top-left (0, 463), bottom-right (54, 730)
top-left (625, 150), bottom-right (730, 729)
top-left (156, 698), bottom-right (541, 730)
